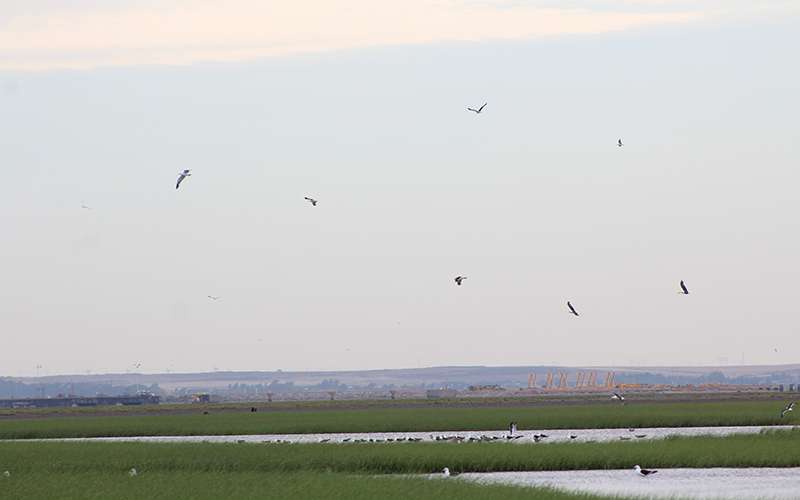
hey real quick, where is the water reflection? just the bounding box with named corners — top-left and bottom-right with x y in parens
top-left (461, 468), bottom-right (800, 499)
top-left (33, 425), bottom-right (796, 444)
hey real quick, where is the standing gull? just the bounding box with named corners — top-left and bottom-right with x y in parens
top-left (679, 280), bottom-right (689, 295)
top-left (567, 301), bottom-right (579, 316)
top-left (467, 103), bottom-right (487, 114)
top-left (304, 197), bottom-right (318, 206)
top-left (780, 401), bottom-right (795, 418)
top-left (454, 276), bottom-right (467, 286)
top-left (634, 465), bottom-right (657, 477)
top-left (176, 169), bottom-right (191, 190)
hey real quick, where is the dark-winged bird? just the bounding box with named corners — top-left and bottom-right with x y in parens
top-left (454, 276), bottom-right (467, 286)
top-left (680, 280), bottom-right (689, 295)
top-left (618, 139), bottom-right (623, 147)
top-left (304, 197), bottom-right (318, 206)
top-left (634, 465), bottom-right (657, 476)
top-left (567, 301), bottom-right (579, 316)
top-left (612, 392), bottom-right (625, 402)
top-left (467, 103), bottom-right (487, 114)
top-left (176, 169), bottom-right (191, 189)
top-left (781, 401), bottom-right (795, 418)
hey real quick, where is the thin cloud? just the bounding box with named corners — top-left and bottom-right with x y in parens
top-left (0, 1), bottom-right (702, 71)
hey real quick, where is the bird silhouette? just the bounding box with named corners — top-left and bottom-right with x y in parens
top-left (176, 169), bottom-right (191, 189)
top-left (679, 280), bottom-right (689, 295)
top-left (781, 401), bottom-right (795, 418)
top-left (567, 301), bottom-right (579, 316)
top-left (304, 197), bottom-right (318, 206)
top-left (467, 103), bottom-right (487, 114)
top-left (618, 139), bottom-right (623, 147)
top-left (454, 276), bottom-right (467, 286)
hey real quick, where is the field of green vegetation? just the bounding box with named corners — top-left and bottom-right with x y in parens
top-left (0, 471), bottom-right (619, 500)
top-left (0, 400), bottom-right (793, 439)
top-left (2, 430), bottom-right (799, 499)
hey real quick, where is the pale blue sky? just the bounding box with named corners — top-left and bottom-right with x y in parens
top-left (1, 2), bottom-right (799, 376)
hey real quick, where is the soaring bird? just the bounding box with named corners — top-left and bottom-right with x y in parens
top-left (567, 301), bottom-right (579, 316)
top-left (781, 401), bottom-right (795, 418)
top-left (304, 197), bottom-right (318, 206)
top-left (618, 139), bottom-right (623, 147)
top-left (80, 202), bottom-right (92, 210)
top-left (467, 103), bottom-right (487, 114)
top-left (176, 169), bottom-right (191, 189)
top-left (612, 392), bottom-right (625, 402)
top-left (679, 280), bottom-right (689, 295)
top-left (634, 465), bottom-right (657, 477)
top-left (207, 295), bottom-right (221, 301)
top-left (454, 276), bottom-right (467, 286)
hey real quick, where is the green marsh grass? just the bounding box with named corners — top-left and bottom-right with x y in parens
top-left (0, 471), bottom-right (624, 500)
top-left (3, 429), bottom-right (799, 475)
top-left (1, 400), bottom-right (794, 439)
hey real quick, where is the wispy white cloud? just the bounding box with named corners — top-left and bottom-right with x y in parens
top-left (0, 0), bottom-right (718, 71)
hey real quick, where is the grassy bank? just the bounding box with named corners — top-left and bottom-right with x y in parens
top-left (1, 400), bottom-right (794, 439)
top-left (3, 429), bottom-right (799, 474)
top-left (0, 471), bottom-right (620, 500)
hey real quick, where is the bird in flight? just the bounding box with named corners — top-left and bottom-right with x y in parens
top-left (207, 295), bottom-right (221, 301)
top-left (80, 202), bottom-right (92, 210)
top-left (467, 103), bottom-right (487, 114)
top-left (679, 280), bottom-right (689, 295)
top-left (567, 301), bottom-right (579, 316)
top-left (634, 465), bottom-right (657, 477)
top-left (176, 169), bottom-right (191, 189)
top-left (781, 401), bottom-right (795, 418)
top-left (612, 392), bottom-right (625, 402)
top-left (454, 276), bottom-right (467, 286)
top-left (618, 139), bottom-right (623, 147)
top-left (304, 197), bottom-right (318, 206)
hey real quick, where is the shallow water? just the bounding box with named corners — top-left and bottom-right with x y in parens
top-left (36, 425), bottom-right (795, 444)
top-left (459, 468), bottom-right (800, 500)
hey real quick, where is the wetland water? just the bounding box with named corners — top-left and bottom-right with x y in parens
top-left (35, 424), bottom-right (795, 444)
top-left (459, 468), bottom-right (800, 499)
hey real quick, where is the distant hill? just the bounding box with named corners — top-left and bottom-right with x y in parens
top-left (4, 364), bottom-right (800, 398)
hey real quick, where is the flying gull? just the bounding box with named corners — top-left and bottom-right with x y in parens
top-left (176, 169), bottom-right (191, 189)
top-left (781, 401), bottom-right (795, 418)
top-left (304, 197), bottom-right (318, 206)
top-left (679, 280), bottom-right (689, 295)
top-left (567, 301), bottom-right (579, 316)
top-left (634, 465), bottom-right (657, 477)
top-left (467, 103), bottom-right (487, 114)
top-left (80, 202), bottom-right (92, 210)
top-left (454, 276), bottom-right (467, 286)
top-left (208, 295), bottom-right (221, 301)
top-left (612, 392), bottom-right (625, 402)
top-left (618, 139), bottom-right (623, 147)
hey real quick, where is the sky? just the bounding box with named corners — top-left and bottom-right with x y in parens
top-left (1, 1), bottom-right (799, 376)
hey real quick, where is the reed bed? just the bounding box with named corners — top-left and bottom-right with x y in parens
top-left (1, 400), bottom-right (794, 439)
